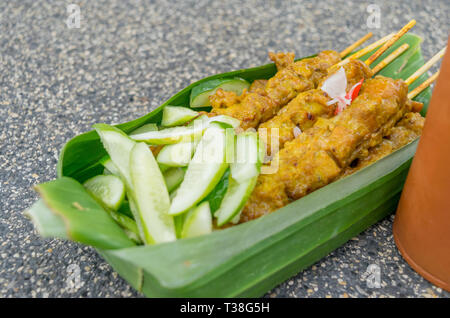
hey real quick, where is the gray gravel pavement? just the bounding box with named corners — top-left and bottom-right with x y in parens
top-left (0, 0), bottom-right (449, 298)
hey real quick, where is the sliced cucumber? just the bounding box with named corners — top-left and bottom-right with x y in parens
top-left (202, 168), bottom-right (230, 213)
top-left (158, 162), bottom-right (171, 173)
top-left (118, 200), bottom-right (134, 219)
top-left (187, 114), bottom-right (209, 126)
top-left (83, 175), bottom-right (125, 211)
top-left (94, 124), bottom-right (136, 186)
top-left (230, 132), bottom-right (260, 183)
top-left (181, 202), bottom-right (212, 238)
top-left (129, 142), bottom-right (176, 244)
top-left (107, 209), bottom-right (141, 244)
top-left (99, 156), bottom-right (121, 176)
top-left (157, 141), bottom-right (198, 167)
top-left (163, 167), bottom-right (186, 192)
top-left (130, 123), bottom-right (158, 135)
top-left (190, 78), bottom-right (250, 108)
top-left (169, 123), bottom-right (228, 215)
top-left (129, 123), bottom-right (206, 145)
top-left (209, 115), bottom-right (241, 128)
top-left (161, 106), bottom-right (198, 127)
top-left (173, 214), bottom-right (186, 238)
top-left (215, 176), bottom-right (258, 227)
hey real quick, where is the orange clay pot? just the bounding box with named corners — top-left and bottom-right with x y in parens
top-left (393, 36), bottom-right (450, 292)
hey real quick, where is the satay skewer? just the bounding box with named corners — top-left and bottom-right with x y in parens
top-left (365, 19), bottom-right (416, 65)
top-left (372, 43), bottom-right (410, 74)
top-left (333, 33), bottom-right (395, 69)
top-left (408, 71), bottom-right (440, 100)
top-left (404, 47), bottom-right (445, 99)
top-left (258, 43), bottom-right (414, 155)
top-left (339, 32), bottom-right (373, 58)
top-left (405, 47), bottom-right (446, 85)
top-left (242, 50), bottom-right (444, 223)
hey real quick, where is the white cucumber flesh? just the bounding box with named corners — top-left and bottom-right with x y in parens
top-left (94, 124), bottom-right (136, 186)
top-left (169, 124), bottom-right (228, 215)
top-left (157, 141), bottom-right (198, 167)
top-left (215, 176), bottom-right (258, 227)
top-left (230, 132), bottom-right (260, 183)
top-left (83, 175), bottom-right (125, 211)
top-left (181, 202), bottom-right (212, 238)
top-left (129, 142), bottom-right (176, 244)
top-left (161, 106), bottom-right (198, 127)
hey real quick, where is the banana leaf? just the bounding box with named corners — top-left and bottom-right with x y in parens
top-left (28, 33), bottom-right (432, 297)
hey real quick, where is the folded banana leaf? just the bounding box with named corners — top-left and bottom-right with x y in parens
top-left (28, 33), bottom-right (432, 297)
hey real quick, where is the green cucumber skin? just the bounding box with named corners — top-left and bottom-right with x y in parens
top-left (163, 167), bottom-right (186, 193)
top-left (201, 168), bottom-right (230, 213)
top-left (189, 78), bottom-right (250, 107)
top-left (215, 176), bottom-right (257, 227)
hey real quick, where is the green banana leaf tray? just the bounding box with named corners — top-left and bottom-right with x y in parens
top-left (28, 34), bottom-right (432, 297)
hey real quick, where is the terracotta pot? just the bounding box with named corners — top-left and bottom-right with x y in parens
top-left (393, 36), bottom-right (450, 292)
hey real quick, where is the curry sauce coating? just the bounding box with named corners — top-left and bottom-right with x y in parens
top-left (259, 60), bottom-right (373, 154)
top-left (210, 89), bottom-right (277, 129)
top-left (265, 50), bottom-right (341, 106)
top-left (248, 79), bottom-right (268, 95)
top-left (210, 51), bottom-right (341, 129)
top-left (342, 112), bottom-right (425, 177)
top-left (240, 76), bottom-right (409, 222)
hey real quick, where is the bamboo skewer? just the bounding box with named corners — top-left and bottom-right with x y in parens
top-left (365, 19), bottom-right (416, 66)
top-left (405, 47), bottom-right (446, 85)
top-left (408, 71), bottom-right (440, 99)
top-left (371, 43), bottom-right (410, 74)
top-left (339, 32), bottom-right (373, 58)
top-left (403, 47), bottom-right (445, 99)
top-left (333, 33), bottom-right (394, 69)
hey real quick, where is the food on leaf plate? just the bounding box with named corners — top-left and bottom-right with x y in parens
top-left (26, 19), bottom-right (446, 297)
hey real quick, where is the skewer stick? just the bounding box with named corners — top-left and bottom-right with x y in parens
top-left (365, 19), bottom-right (416, 66)
top-left (405, 47), bottom-right (446, 85)
top-left (333, 33), bottom-right (394, 69)
top-left (339, 32), bottom-right (373, 58)
top-left (371, 43), bottom-right (410, 74)
top-left (408, 71), bottom-right (440, 99)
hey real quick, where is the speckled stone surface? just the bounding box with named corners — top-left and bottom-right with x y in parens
top-left (1, 0), bottom-right (449, 298)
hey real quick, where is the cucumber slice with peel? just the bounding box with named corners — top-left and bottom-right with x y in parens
top-left (215, 176), bottom-right (258, 227)
top-left (202, 168), bottom-right (230, 213)
top-left (163, 167), bottom-right (186, 192)
top-left (129, 142), bottom-right (176, 244)
top-left (230, 132), bottom-right (260, 183)
top-left (130, 123), bottom-right (158, 135)
top-left (130, 115), bottom-right (239, 146)
top-left (157, 141), bottom-right (198, 167)
top-left (209, 115), bottom-right (241, 128)
top-left (83, 175), bottom-right (125, 211)
top-left (169, 123), bottom-right (229, 215)
top-left (161, 106), bottom-right (198, 127)
top-left (99, 156), bottom-right (121, 176)
top-left (190, 78), bottom-right (250, 108)
top-left (181, 202), bottom-right (212, 238)
top-left (94, 124), bottom-right (136, 186)
top-left (129, 122), bottom-right (206, 145)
